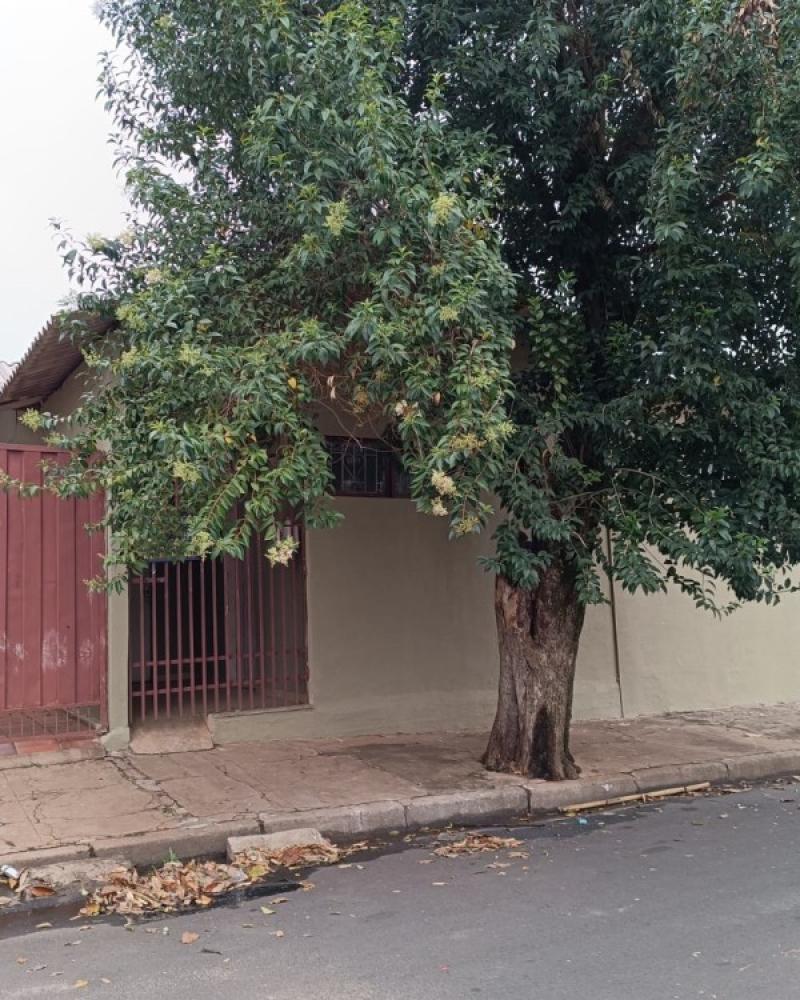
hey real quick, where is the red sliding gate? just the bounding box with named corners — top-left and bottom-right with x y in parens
top-left (129, 526), bottom-right (308, 722)
top-left (0, 445), bottom-right (107, 739)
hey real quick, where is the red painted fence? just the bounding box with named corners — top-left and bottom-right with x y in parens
top-left (0, 445), bottom-right (107, 735)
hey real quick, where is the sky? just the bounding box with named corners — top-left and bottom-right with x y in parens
top-left (0, 1), bottom-right (129, 364)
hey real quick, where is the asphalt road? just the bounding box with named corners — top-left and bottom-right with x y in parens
top-left (3, 781), bottom-right (800, 999)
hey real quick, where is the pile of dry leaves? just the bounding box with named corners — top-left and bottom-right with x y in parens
top-left (80, 840), bottom-right (341, 918)
top-left (432, 833), bottom-right (525, 858)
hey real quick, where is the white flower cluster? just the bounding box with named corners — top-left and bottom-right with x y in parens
top-left (266, 535), bottom-right (299, 566)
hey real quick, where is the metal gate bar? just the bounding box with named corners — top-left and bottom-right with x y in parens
top-left (129, 529), bottom-right (308, 722)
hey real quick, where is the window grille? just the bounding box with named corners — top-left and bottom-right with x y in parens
top-left (326, 437), bottom-right (411, 498)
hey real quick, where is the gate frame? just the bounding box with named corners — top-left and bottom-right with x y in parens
top-left (127, 526), bottom-right (309, 725)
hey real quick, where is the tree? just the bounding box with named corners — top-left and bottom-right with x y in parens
top-left (25, 0), bottom-right (514, 577)
top-left (404, 0), bottom-right (800, 777)
top-left (15, 0), bottom-right (800, 784)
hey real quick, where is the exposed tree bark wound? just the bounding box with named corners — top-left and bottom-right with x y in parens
top-left (483, 559), bottom-right (586, 780)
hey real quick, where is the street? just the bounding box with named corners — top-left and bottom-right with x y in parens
top-left (3, 781), bottom-right (800, 999)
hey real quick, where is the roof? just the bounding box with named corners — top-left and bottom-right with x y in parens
top-left (0, 361), bottom-right (12, 389)
top-left (0, 313), bottom-right (113, 409)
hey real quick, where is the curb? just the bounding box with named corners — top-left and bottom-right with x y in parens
top-left (7, 751), bottom-right (800, 873)
top-left (1, 844), bottom-right (93, 869)
top-left (260, 800), bottom-right (407, 839)
top-left (90, 819), bottom-right (262, 867)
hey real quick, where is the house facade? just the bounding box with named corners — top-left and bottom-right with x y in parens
top-left (2, 316), bottom-right (800, 750)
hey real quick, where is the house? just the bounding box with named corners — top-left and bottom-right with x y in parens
top-left (2, 315), bottom-right (800, 751)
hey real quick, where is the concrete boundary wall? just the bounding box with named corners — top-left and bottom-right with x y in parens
top-left (7, 370), bottom-right (800, 745)
top-left (213, 499), bottom-right (800, 744)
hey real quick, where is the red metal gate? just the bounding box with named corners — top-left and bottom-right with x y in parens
top-left (129, 526), bottom-right (308, 722)
top-left (0, 445), bottom-right (107, 739)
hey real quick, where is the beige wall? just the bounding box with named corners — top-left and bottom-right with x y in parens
top-left (0, 364), bottom-right (90, 445)
top-left (210, 499), bottom-right (622, 742)
top-left (615, 586), bottom-right (800, 716)
top-left (211, 509), bottom-right (800, 745)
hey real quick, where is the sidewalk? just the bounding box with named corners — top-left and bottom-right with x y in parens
top-left (2, 704), bottom-right (800, 870)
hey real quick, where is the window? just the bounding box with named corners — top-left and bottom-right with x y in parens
top-left (326, 437), bottom-right (411, 498)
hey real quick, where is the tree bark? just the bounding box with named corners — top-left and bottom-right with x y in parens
top-left (482, 556), bottom-right (586, 780)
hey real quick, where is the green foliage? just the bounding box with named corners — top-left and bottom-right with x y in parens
top-left (36, 0), bottom-right (514, 576)
top-left (18, 0), bottom-right (800, 621)
top-left (407, 0), bottom-right (800, 611)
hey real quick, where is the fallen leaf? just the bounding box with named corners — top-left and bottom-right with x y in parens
top-left (30, 885), bottom-right (56, 898)
top-left (299, 881), bottom-right (315, 892)
top-left (181, 931), bottom-right (199, 945)
top-left (260, 906), bottom-right (274, 915)
top-left (271, 842), bottom-right (339, 868)
top-left (433, 834), bottom-right (524, 858)
top-left (432, 882), bottom-right (448, 887)
top-left (343, 840), bottom-right (370, 854)
top-left (73, 981), bottom-right (89, 990)
top-left (36, 922), bottom-right (53, 929)
top-left (271, 930), bottom-right (285, 938)
top-left (81, 857), bottom-right (259, 918)
top-left (101, 978), bottom-right (111, 984)
top-left (77, 839), bottom-right (338, 920)
top-left (16, 957), bottom-right (28, 965)
top-left (270, 897), bottom-right (288, 905)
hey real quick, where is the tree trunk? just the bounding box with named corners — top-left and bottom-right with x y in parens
top-left (482, 557), bottom-right (586, 780)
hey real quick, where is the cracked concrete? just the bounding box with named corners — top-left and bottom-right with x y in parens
top-left (2, 703), bottom-right (800, 868)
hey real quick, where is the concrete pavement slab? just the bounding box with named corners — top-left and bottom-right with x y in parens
top-left (3, 759), bottom-right (123, 798)
top-left (0, 821), bottom-right (53, 854)
top-left (342, 737), bottom-right (498, 793)
top-left (4, 703), bottom-right (800, 871)
top-left (247, 754), bottom-right (426, 812)
top-left (154, 771), bottom-right (278, 820)
top-left (129, 718), bottom-right (214, 754)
